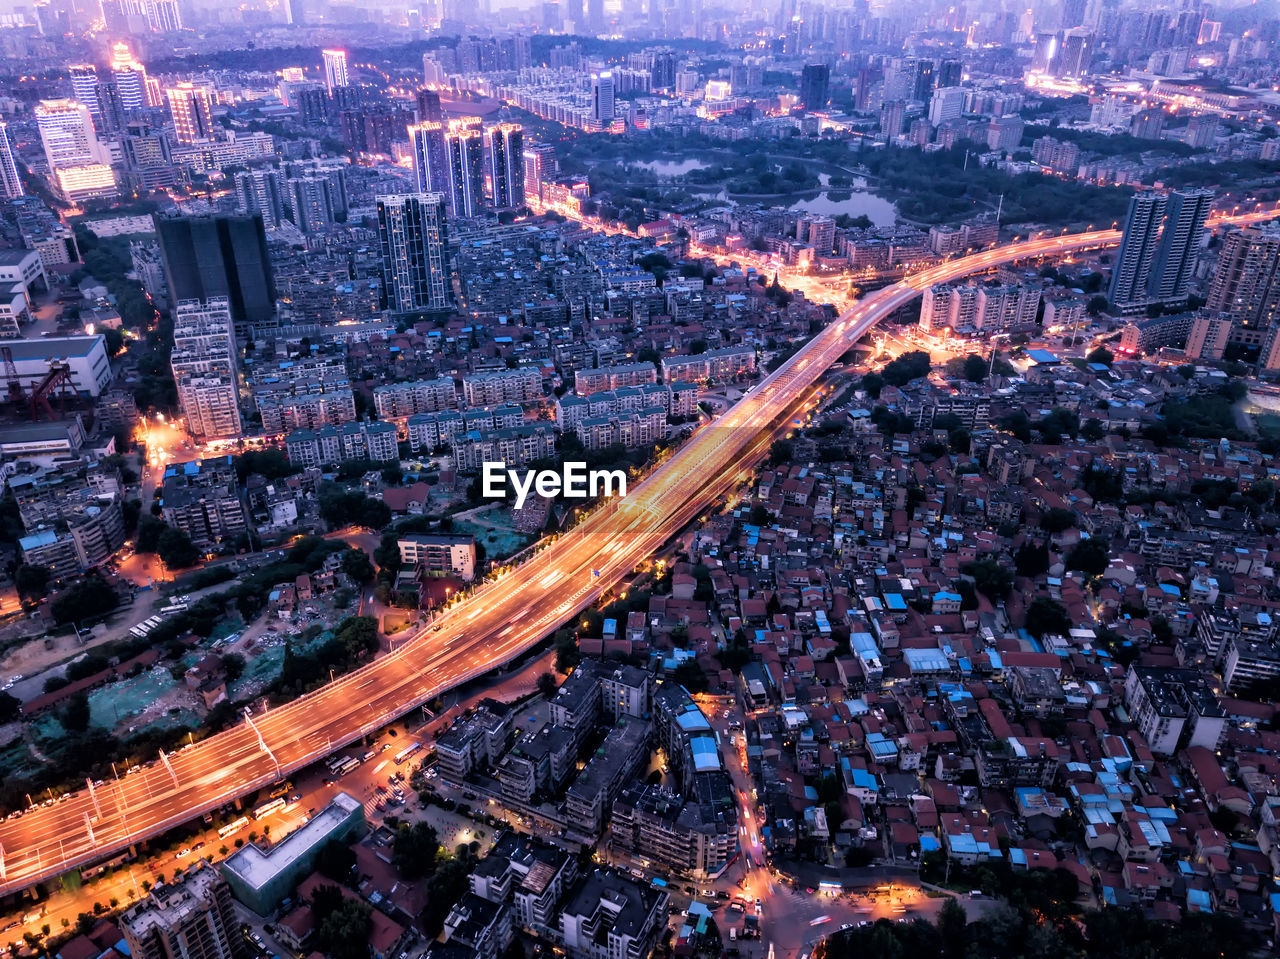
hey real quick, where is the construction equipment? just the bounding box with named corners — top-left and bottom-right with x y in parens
top-left (1, 346), bottom-right (22, 405)
top-left (28, 360), bottom-right (72, 421)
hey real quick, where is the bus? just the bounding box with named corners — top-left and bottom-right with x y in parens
top-left (217, 816), bottom-right (250, 840)
top-left (809, 916), bottom-right (831, 927)
top-left (253, 798), bottom-right (285, 820)
top-left (394, 742), bottom-right (421, 765)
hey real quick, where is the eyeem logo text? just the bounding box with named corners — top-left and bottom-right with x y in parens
top-left (482, 461), bottom-right (628, 509)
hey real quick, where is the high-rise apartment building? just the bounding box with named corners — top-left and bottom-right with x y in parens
top-left (171, 298), bottom-right (241, 441)
top-left (377, 193), bottom-right (452, 313)
top-left (1207, 225), bottom-right (1280, 349)
top-left (446, 127), bottom-right (485, 217)
top-left (409, 121), bottom-right (448, 195)
top-left (166, 82), bottom-right (215, 144)
top-left (154, 213), bottom-right (276, 338)
top-left (1108, 191), bottom-right (1168, 310)
top-left (0, 122), bottom-right (24, 200)
top-left (487, 123), bottom-right (524, 208)
top-left (1147, 188), bottom-right (1212, 306)
top-left (322, 49), bottom-right (349, 94)
top-left (146, 0), bottom-right (183, 32)
top-left (121, 864), bottom-right (239, 959)
top-left (233, 169), bottom-right (284, 228)
top-left (928, 86), bottom-right (965, 126)
top-left (800, 63), bottom-right (830, 111)
top-left (522, 142), bottom-right (557, 204)
top-left (287, 175), bottom-right (336, 233)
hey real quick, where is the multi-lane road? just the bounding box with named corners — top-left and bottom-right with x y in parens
top-left (0, 208), bottom-right (1273, 897)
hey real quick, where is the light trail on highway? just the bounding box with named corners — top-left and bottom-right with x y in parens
top-left (0, 207), bottom-right (1274, 896)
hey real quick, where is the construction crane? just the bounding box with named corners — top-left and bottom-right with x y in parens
top-left (0, 346), bottom-right (22, 406)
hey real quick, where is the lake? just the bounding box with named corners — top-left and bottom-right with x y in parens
top-left (785, 190), bottom-right (897, 226)
top-left (631, 158), bottom-right (710, 176)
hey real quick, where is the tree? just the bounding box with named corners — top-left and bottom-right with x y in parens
top-left (50, 574), bottom-right (118, 624)
top-left (536, 672), bottom-right (557, 698)
top-left (1066, 537), bottom-right (1110, 576)
top-left (222, 652), bottom-right (246, 682)
top-left (314, 838), bottom-right (357, 883)
top-left (1039, 507), bottom-right (1076, 533)
top-left (15, 564), bottom-right (51, 599)
top-left (962, 354), bottom-right (988, 383)
top-left (1087, 345), bottom-right (1114, 365)
top-left (340, 548), bottom-right (375, 584)
top-left (1025, 596), bottom-right (1071, 639)
top-left (936, 897), bottom-right (968, 959)
top-left (963, 558), bottom-right (1013, 602)
top-left (1080, 417), bottom-right (1105, 441)
top-left (157, 527), bottom-right (199, 568)
top-left (880, 350), bottom-right (931, 387)
top-left (1086, 294), bottom-right (1109, 316)
top-left (391, 821), bottom-right (439, 879)
top-left (0, 691), bottom-right (19, 723)
top-left (62, 691), bottom-right (91, 732)
top-left (861, 372), bottom-right (884, 399)
top-left (311, 885), bottom-right (372, 959)
top-left (135, 514), bottom-right (166, 553)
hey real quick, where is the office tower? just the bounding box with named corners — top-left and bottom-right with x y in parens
top-left (445, 127), bottom-right (485, 217)
top-left (1207, 226), bottom-right (1280, 347)
top-left (567, 0), bottom-right (583, 27)
top-left (1108, 191), bottom-right (1168, 308)
top-left (166, 82), bottom-right (215, 144)
top-left (800, 63), bottom-right (830, 111)
top-left (146, 0), bottom-right (183, 31)
top-left (937, 58), bottom-right (963, 87)
top-left (1031, 32), bottom-right (1059, 73)
top-left (322, 49), bottom-right (350, 95)
top-left (121, 864), bottom-right (239, 959)
top-left (154, 213), bottom-right (276, 338)
top-left (487, 123), bottom-right (524, 207)
top-left (96, 78), bottom-right (126, 134)
top-left (928, 87), bottom-right (965, 126)
top-left (409, 121), bottom-right (448, 195)
top-left (69, 65), bottom-right (102, 118)
top-left (233, 169), bottom-right (285, 228)
top-left (377, 193), bottom-right (452, 313)
top-left (111, 43), bottom-right (148, 112)
top-left (592, 72), bottom-right (615, 124)
top-left (1147, 188), bottom-right (1212, 305)
top-left (522, 142), bottom-right (556, 203)
top-left (35, 99), bottom-right (101, 169)
top-left (287, 176), bottom-right (336, 233)
top-left (416, 88), bottom-right (443, 123)
top-left (586, 0), bottom-right (604, 32)
top-left (0, 122), bottom-right (24, 200)
top-left (1054, 28), bottom-right (1093, 77)
top-left (879, 99), bottom-right (907, 137)
top-left (910, 59), bottom-right (934, 100)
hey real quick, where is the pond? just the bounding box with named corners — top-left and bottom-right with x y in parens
top-left (785, 190), bottom-right (897, 226)
top-left (630, 157), bottom-right (711, 176)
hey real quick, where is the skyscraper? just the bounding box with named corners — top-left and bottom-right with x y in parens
top-left (146, 0), bottom-right (183, 32)
top-left (34, 99), bottom-right (101, 169)
top-left (409, 121), bottom-right (448, 195)
top-left (586, 0), bottom-right (604, 32)
top-left (377, 193), bottom-right (452, 313)
top-left (154, 213), bottom-right (276, 338)
top-left (1206, 226), bottom-right (1280, 349)
top-left (1147, 188), bottom-right (1213, 305)
top-left (166, 82), bottom-right (215, 144)
top-left (233, 169), bottom-right (285, 228)
top-left (1107, 191), bottom-right (1168, 309)
top-left (322, 49), bottom-right (350, 95)
top-left (445, 126), bottom-right (485, 217)
top-left (416, 88), bottom-right (443, 123)
top-left (0, 122), bottom-right (25, 200)
top-left (800, 63), bottom-right (830, 111)
top-left (487, 123), bottom-right (524, 208)
top-left (592, 72), bottom-right (615, 124)
top-left (111, 43), bottom-right (149, 112)
top-left (522, 142), bottom-right (557, 204)
top-left (68, 65), bottom-right (102, 118)
top-left (287, 176), bottom-right (336, 233)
